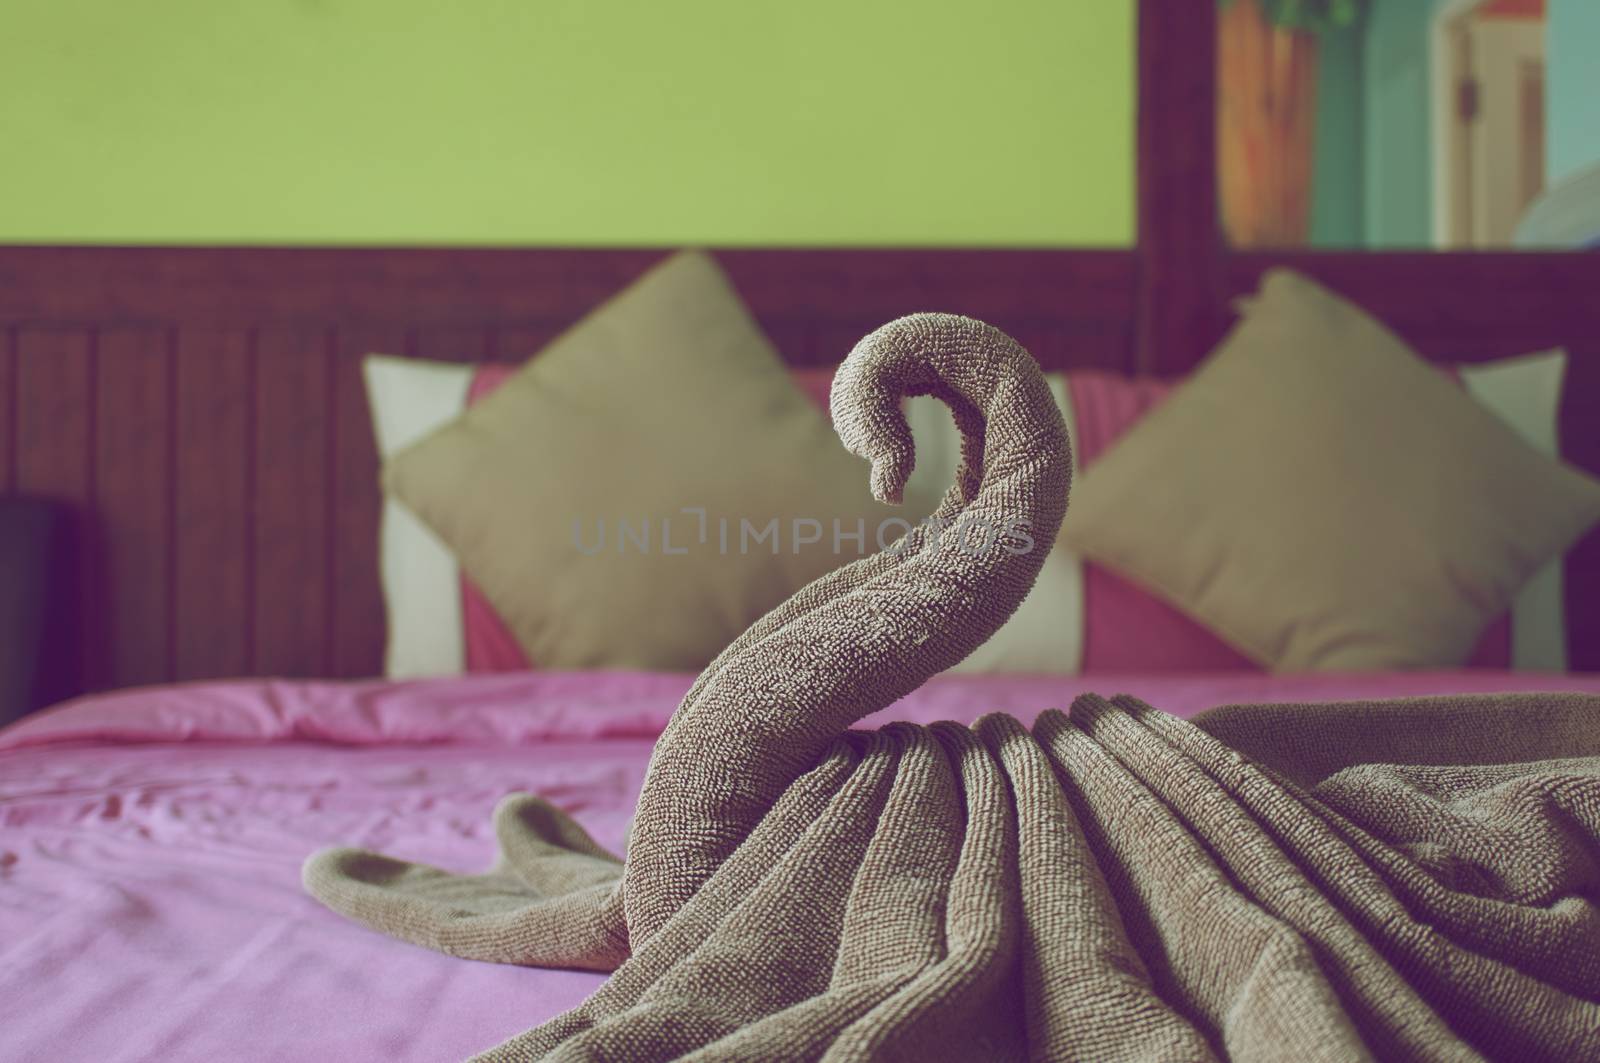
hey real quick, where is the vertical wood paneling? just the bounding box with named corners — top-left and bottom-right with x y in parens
top-left (814, 323), bottom-right (880, 369)
top-left (1015, 322), bottom-right (1066, 373)
top-left (1, 327), bottom-right (15, 492)
top-left (174, 328), bottom-right (253, 679)
top-left (764, 320), bottom-right (821, 366)
top-left (15, 328), bottom-right (94, 502)
top-left (14, 327), bottom-right (94, 702)
top-left (95, 327), bottom-right (174, 689)
top-left (410, 326), bottom-right (493, 364)
top-left (492, 324), bottom-right (564, 365)
top-left (1136, 0), bottom-right (1223, 372)
top-left (330, 327), bottom-right (402, 678)
top-left (1563, 341), bottom-right (1600, 673)
top-left (253, 328), bottom-right (332, 677)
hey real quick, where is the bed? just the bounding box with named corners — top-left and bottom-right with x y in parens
top-left (4, 669), bottom-right (1600, 1062)
top-left (4, 1), bottom-right (1600, 1059)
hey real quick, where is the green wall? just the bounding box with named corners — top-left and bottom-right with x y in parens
top-left (1548, 0), bottom-right (1600, 185)
top-left (1309, 21), bottom-right (1366, 247)
top-left (0, 1), bottom-right (1134, 247)
top-left (1360, 0), bottom-right (1439, 248)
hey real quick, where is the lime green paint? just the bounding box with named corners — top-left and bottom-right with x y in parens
top-left (0, 1), bottom-right (1133, 246)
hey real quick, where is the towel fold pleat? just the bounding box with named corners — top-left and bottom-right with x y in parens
top-left (302, 315), bottom-right (1600, 1061)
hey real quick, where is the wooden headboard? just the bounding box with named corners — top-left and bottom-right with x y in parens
top-left (2, 0), bottom-right (1598, 697)
top-left (0, 248), bottom-right (1135, 695)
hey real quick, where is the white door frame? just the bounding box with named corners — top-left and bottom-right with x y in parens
top-left (1431, 0), bottom-right (1548, 247)
top-left (1431, 0), bottom-right (1483, 247)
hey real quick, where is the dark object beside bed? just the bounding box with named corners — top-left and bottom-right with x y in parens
top-left (0, 497), bottom-right (76, 724)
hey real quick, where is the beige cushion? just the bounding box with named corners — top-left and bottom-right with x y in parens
top-left (384, 250), bottom-right (915, 671)
top-left (1061, 269), bottom-right (1600, 671)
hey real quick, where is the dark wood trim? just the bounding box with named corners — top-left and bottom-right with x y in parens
top-left (0, 247), bottom-right (1137, 692)
top-left (1, 326), bottom-right (14, 494)
top-left (1563, 341), bottom-right (1600, 673)
top-left (1135, 0), bottom-right (1223, 372)
top-left (0, 247), bottom-right (1133, 340)
top-left (1224, 252), bottom-right (1600, 361)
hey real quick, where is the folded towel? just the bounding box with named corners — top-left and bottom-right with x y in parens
top-left (306, 314), bottom-right (1600, 1061)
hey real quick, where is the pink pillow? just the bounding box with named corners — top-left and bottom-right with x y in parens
top-left (458, 365), bottom-right (1511, 673)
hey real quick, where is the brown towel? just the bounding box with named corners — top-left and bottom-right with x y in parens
top-left (305, 314), bottom-right (1600, 1061)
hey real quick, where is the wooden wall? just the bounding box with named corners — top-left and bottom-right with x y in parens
top-left (0, 249), bottom-right (1134, 691)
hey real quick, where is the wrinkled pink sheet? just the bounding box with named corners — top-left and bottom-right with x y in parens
top-left (4, 669), bottom-right (1600, 1063)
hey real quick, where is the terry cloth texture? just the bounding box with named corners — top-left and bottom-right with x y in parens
top-left (305, 313), bottom-right (1600, 1061)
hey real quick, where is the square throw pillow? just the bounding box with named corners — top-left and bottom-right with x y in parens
top-left (1060, 268), bottom-right (1600, 671)
top-left (383, 250), bottom-right (918, 671)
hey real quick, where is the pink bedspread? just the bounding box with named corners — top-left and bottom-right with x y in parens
top-left (4, 669), bottom-right (1599, 1062)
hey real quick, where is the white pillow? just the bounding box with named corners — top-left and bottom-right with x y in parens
top-left (364, 357), bottom-right (474, 678)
